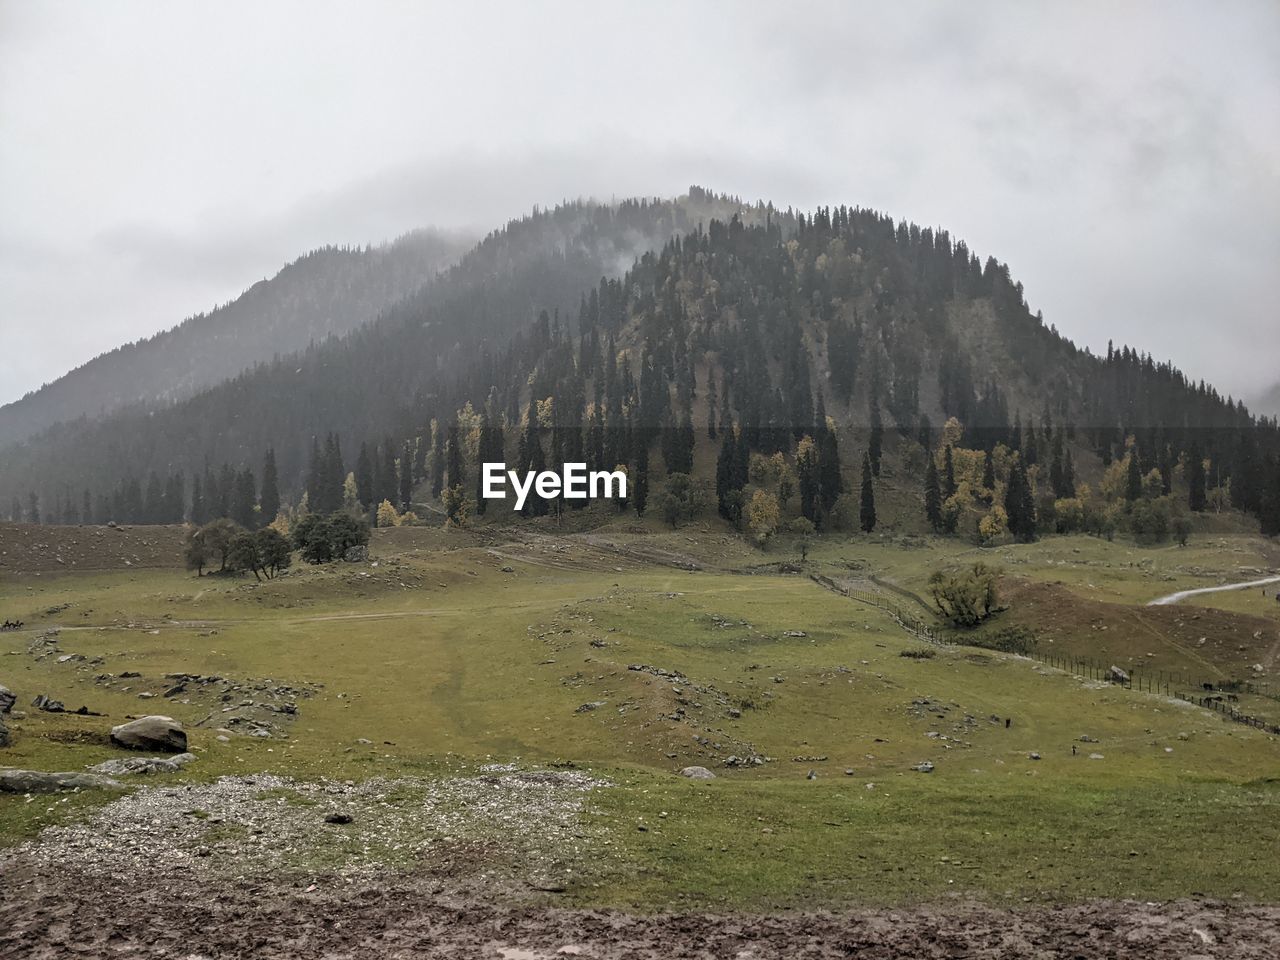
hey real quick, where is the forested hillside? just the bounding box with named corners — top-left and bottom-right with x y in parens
top-left (0, 229), bottom-right (471, 447)
top-left (5, 190), bottom-right (1280, 540)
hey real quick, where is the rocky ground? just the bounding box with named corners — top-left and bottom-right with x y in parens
top-left (2, 770), bottom-right (1278, 958)
top-left (2, 874), bottom-right (1276, 959)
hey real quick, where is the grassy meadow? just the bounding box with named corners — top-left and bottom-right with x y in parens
top-left (2, 524), bottom-right (1279, 907)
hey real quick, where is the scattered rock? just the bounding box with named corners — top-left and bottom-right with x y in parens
top-left (501, 566), bottom-right (515, 573)
top-left (574, 701), bottom-right (606, 713)
top-left (0, 714), bottom-right (9, 748)
top-left (0, 683), bottom-right (15, 714)
top-left (913, 761), bottom-right (935, 773)
top-left (343, 545), bottom-right (369, 563)
top-left (88, 753), bottom-right (196, 776)
top-left (110, 715), bottom-right (188, 753)
top-left (1029, 752), bottom-right (1041, 760)
top-left (679, 766), bottom-right (716, 780)
top-left (0, 768), bottom-right (125, 793)
top-left (324, 812), bottom-right (354, 824)
top-left (32, 694), bottom-right (66, 713)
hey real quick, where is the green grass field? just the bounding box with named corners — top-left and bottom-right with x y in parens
top-left (3, 525), bottom-right (1279, 907)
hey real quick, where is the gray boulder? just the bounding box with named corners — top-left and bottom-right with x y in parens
top-left (0, 715), bottom-right (9, 748)
top-left (110, 715), bottom-right (187, 753)
top-left (679, 766), bottom-right (716, 780)
top-left (0, 768), bottom-right (125, 793)
top-left (0, 683), bottom-right (15, 714)
top-left (1108, 665), bottom-right (1130, 685)
top-left (913, 761), bottom-right (936, 773)
top-left (89, 752), bottom-right (196, 776)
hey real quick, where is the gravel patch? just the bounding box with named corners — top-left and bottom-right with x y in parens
top-left (18, 768), bottom-right (608, 885)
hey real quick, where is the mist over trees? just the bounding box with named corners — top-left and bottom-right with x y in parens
top-left (3, 188), bottom-right (1278, 544)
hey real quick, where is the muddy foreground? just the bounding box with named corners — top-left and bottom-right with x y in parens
top-left (2, 866), bottom-right (1277, 960)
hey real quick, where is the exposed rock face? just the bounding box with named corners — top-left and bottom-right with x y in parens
top-left (88, 753), bottom-right (196, 776)
top-left (110, 715), bottom-right (187, 753)
top-left (0, 769), bottom-right (125, 793)
top-left (0, 683), bottom-right (16, 714)
top-left (343, 545), bottom-right (369, 562)
top-left (679, 766), bottom-right (716, 779)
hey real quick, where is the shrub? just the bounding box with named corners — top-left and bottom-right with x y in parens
top-left (292, 511), bottom-right (370, 563)
top-left (928, 561), bottom-right (1002, 627)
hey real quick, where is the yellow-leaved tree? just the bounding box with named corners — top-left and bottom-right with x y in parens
top-left (745, 489), bottom-right (780, 548)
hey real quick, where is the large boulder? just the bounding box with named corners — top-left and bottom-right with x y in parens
top-left (0, 714), bottom-right (9, 748)
top-left (1107, 665), bottom-right (1130, 685)
top-left (0, 683), bottom-right (15, 714)
top-left (679, 766), bottom-right (716, 780)
top-left (0, 768), bottom-right (125, 793)
top-left (110, 715), bottom-right (187, 753)
top-left (89, 752), bottom-right (196, 776)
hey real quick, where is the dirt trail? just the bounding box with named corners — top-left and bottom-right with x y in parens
top-left (1148, 575), bottom-right (1280, 606)
top-left (2, 866), bottom-right (1276, 959)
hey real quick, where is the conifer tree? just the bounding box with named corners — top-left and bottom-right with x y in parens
top-left (260, 449), bottom-right (280, 528)
top-left (943, 445), bottom-right (957, 499)
top-left (633, 443), bottom-right (649, 517)
top-left (868, 398), bottom-right (883, 477)
top-left (430, 424), bottom-right (446, 499)
top-left (1126, 449), bottom-right (1143, 502)
top-left (232, 469), bottom-right (257, 530)
top-left (400, 440), bottom-right (415, 510)
top-left (924, 457), bottom-right (942, 531)
top-left (355, 442), bottom-right (374, 512)
top-left (1004, 460), bottom-right (1037, 542)
top-left (859, 453), bottom-right (877, 533)
top-left (1188, 445), bottom-right (1207, 512)
top-left (819, 428), bottom-right (842, 515)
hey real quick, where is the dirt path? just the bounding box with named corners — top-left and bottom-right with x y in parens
top-left (1, 870), bottom-right (1276, 959)
top-left (1147, 575), bottom-right (1280, 607)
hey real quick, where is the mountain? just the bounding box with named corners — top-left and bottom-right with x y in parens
top-left (0, 190), bottom-right (761, 508)
top-left (3, 189), bottom-right (1278, 537)
top-left (0, 229), bottom-right (472, 448)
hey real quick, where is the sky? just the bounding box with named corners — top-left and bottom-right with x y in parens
top-left (1, 0), bottom-right (1278, 409)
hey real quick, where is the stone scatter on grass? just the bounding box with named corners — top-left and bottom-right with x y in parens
top-left (18, 768), bottom-right (609, 885)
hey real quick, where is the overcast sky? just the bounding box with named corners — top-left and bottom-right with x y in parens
top-left (2, 1), bottom-right (1277, 408)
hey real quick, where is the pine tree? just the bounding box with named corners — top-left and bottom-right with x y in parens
top-left (400, 440), bottom-right (415, 511)
top-left (232, 469), bottom-right (257, 529)
top-left (943, 445), bottom-right (957, 499)
top-left (445, 424), bottom-right (464, 491)
top-left (633, 443), bottom-right (649, 517)
top-left (859, 452), bottom-right (877, 533)
top-left (430, 424), bottom-right (445, 499)
top-left (1188, 445), bottom-right (1207, 512)
top-left (260, 449), bottom-right (280, 528)
top-left (1125, 450), bottom-right (1143, 502)
top-left (924, 457), bottom-right (942, 531)
top-left (1261, 455), bottom-right (1280, 536)
top-left (355, 442), bottom-right (374, 512)
top-left (1004, 460), bottom-right (1038, 542)
top-left (982, 449), bottom-right (995, 492)
top-left (818, 428), bottom-right (842, 515)
top-left (868, 398), bottom-right (883, 477)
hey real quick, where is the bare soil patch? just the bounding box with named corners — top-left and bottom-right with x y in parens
top-left (0, 522), bottom-right (187, 573)
top-left (1, 871), bottom-right (1275, 959)
top-left (1002, 578), bottom-right (1280, 679)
